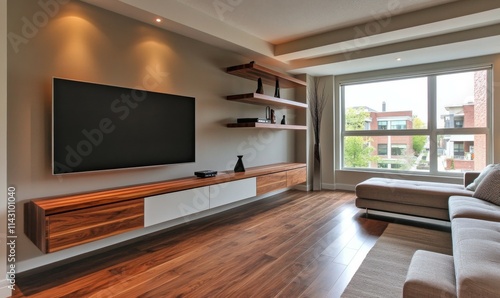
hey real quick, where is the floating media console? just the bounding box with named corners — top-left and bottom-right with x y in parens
top-left (24, 163), bottom-right (306, 253)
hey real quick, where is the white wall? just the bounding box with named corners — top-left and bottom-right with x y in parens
top-left (326, 55), bottom-right (500, 190)
top-left (8, 1), bottom-right (300, 272)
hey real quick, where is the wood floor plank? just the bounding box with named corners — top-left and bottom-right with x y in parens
top-left (14, 190), bottom-right (395, 298)
top-left (217, 201), bottom-right (363, 296)
top-left (276, 254), bottom-right (337, 297)
top-left (298, 260), bottom-right (347, 298)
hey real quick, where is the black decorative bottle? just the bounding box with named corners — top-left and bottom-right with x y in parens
top-left (234, 155), bottom-right (245, 172)
top-left (274, 79), bottom-right (280, 98)
top-left (256, 78), bottom-right (264, 94)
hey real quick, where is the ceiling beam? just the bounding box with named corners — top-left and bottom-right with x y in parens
top-left (275, 0), bottom-right (500, 61)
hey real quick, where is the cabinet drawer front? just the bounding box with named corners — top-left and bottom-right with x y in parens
top-left (287, 167), bottom-right (307, 187)
top-left (144, 186), bottom-right (210, 227)
top-left (210, 178), bottom-right (256, 208)
top-left (47, 199), bottom-right (144, 252)
top-left (257, 172), bottom-right (287, 195)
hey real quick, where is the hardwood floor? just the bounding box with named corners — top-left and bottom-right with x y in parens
top-left (13, 190), bottom-right (389, 298)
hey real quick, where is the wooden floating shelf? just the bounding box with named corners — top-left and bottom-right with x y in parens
top-left (227, 122), bottom-right (307, 130)
top-left (227, 93), bottom-right (307, 109)
top-left (227, 62), bottom-right (306, 88)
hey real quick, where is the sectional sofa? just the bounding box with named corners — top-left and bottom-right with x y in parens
top-left (356, 165), bottom-right (500, 297)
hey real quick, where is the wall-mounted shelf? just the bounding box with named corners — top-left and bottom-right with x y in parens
top-left (227, 123), bottom-right (307, 130)
top-left (226, 62), bottom-right (306, 88)
top-left (226, 93), bottom-right (307, 109)
top-left (225, 61), bottom-right (307, 130)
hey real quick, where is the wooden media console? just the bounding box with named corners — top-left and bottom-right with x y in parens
top-left (25, 163), bottom-right (306, 253)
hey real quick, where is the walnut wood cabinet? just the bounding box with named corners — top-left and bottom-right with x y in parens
top-left (25, 163), bottom-right (306, 253)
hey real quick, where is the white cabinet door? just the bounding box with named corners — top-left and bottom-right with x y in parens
top-left (144, 186), bottom-right (210, 227)
top-left (209, 178), bottom-right (256, 209)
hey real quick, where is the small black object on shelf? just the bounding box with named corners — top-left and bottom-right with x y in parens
top-left (274, 78), bottom-right (280, 98)
top-left (195, 170), bottom-right (217, 178)
top-left (237, 118), bottom-right (270, 123)
top-left (256, 78), bottom-right (263, 94)
top-left (234, 155), bottom-right (245, 172)
top-left (281, 115), bottom-right (286, 124)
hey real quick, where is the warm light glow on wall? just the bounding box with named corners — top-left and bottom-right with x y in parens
top-left (132, 39), bottom-right (176, 91)
top-left (49, 15), bottom-right (105, 79)
top-left (131, 26), bottom-right (177, 91)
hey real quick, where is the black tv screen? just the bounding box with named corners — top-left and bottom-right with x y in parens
top-left (52, 78), bottom-right (195, 174)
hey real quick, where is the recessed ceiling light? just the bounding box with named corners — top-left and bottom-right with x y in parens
top-left (155, 18), bottom-right (162, 23)
top-left (396, 58), bottom-right (402, 61)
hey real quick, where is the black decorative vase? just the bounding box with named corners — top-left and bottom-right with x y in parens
top-left (281, 115), bottom-right (286, 124)
top-left (256, 78), bottom-right (264, 94)
top-left (274, 79), bottom-right (280, 98)
top-left (313, 143), bottom-right (322, 191)
top-left (234, 155), bottom-right (245, 172)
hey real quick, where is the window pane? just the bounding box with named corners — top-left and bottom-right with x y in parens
top-left (437, 70), bottom-right (488, 129)
top-left (343, 135), bottom-right (428, 171)
top-left (344, 77), bottom-right (428, 131)
top-left (390, 121), bottom-right (407, 130)
top-left (437, 134), bottom-right (487, 172)
top-left (391, 144), bottom-right (407, 155)
top-left (378, 144), bottom-right (387, 155)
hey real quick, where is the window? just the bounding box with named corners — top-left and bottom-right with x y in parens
top-left (378, 121), bottom-right (387, 130)
top-left (378, 144), bottom-right (387, 155)
top-left (341, 68), bottom-right (491, 175)
top-left (454, 143), bottom-right (465, 157)
top-left (391, 144), bottom-right (407, 156)
top-left (390, 120), bottom-right (407, 130)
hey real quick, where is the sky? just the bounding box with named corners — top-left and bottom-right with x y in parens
top-left (343, 71), bottom-right (477, 126)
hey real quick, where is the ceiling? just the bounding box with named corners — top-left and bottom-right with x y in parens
top-left (81, 0), bottom-right (500, 76)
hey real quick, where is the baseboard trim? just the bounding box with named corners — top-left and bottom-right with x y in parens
top-left (294, 184), bottom-right (309, 191)
top-left (334, 183), bottom-right (356, 191)
top-left (321, 183), bottom-right (335, 190)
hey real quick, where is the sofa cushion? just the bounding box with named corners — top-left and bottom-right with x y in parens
top-left (449, 196), bottom-right (500, 222)
top-left (403, 250), bottom-right (456, 298)
top-left (466, 163), bottom-right (500, 191)
top-left (355, 178), bottom-right (473, 209)
top-left (452, 218), bottom-right (500, 297)
top-left (473, 168), bottom-right (500, 205)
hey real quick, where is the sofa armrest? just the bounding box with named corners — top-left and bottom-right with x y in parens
top-left (464, 171), bottom-right (480, 187)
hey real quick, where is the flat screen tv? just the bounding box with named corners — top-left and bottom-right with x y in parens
top-left (52, 78), bottom-right (195, 174)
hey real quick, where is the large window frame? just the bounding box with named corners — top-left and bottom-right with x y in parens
top-left (339, 67), bottom-right (492, 176)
